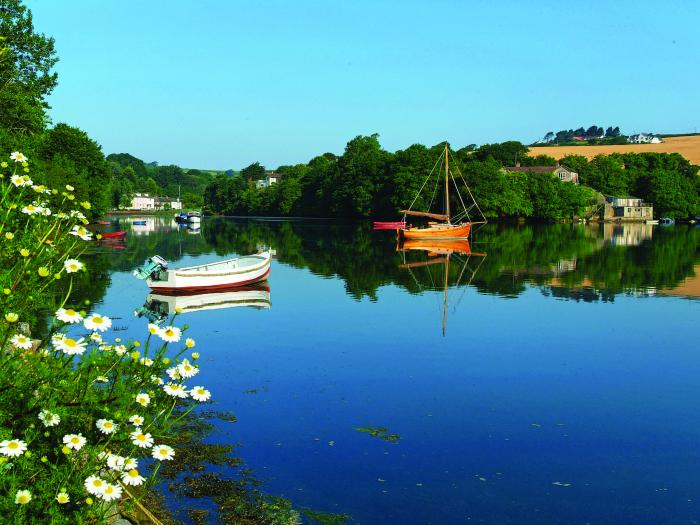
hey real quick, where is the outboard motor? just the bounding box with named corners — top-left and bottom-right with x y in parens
top-left (133, 255), bottom-right (168, 281)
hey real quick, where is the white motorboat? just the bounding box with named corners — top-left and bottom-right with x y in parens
top-left (133, 251), bottom-right (271, 292)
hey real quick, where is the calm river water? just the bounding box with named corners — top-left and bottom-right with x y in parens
top-left (82, 217), bottom-right (698, 524)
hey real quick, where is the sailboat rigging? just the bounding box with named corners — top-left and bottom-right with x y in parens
top-left (398, 143), bottom-right (486, 241)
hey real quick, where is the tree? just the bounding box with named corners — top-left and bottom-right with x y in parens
top-left (543, 132), bottom-right (554, 143)
top-left (241, 162), bottom-right (266, 181)
top-left (474, 141), bottom-right (529, 166)
top-left (0, 0), bottom-right (58, 134)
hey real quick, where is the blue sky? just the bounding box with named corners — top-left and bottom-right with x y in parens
top-left (28, 0), bottom-right (700, 170)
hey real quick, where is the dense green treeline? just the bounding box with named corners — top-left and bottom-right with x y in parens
top-left (204, 135), bottom-right (699, 220)
top-left (106, 152), bottom-right (216, 208)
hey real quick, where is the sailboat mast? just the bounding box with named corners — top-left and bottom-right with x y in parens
top-left (444, 143), bottom-right (450, 223)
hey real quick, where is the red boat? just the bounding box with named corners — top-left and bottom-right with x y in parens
top-left (100, 231), bottom-right (127, 240)
top-left (373, 221), bottom-right (406, 230)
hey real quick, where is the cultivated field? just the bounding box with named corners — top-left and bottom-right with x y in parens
top-left (528, 135), bottom-right (700, 165)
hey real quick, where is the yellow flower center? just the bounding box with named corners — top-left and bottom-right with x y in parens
top-left (93, 317), bottom-right (103, 324)
top-left (18, 494), bottom-right (29, 503)
top-left (65, 339), bottom-right (77, 348)
top-left (8, 442), bottom-right (18, 449)
top-left (165, 329), bottom-right (174, 336)
top-left (104, 422), bottom-right (113, 429)
top-left (128, 469), bottom-right (138, 477)
top-left (196, 389), bottom-right (205, 395)
top-left (92, 480), bottom-right (103, 487)
top-left (70, 437), bottom-right (80, 444)
top-left (137, 435), bottom-right (145, 441)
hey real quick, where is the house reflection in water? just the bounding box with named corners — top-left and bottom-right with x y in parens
top-left (601, 223), bottom-right (654, 247)
top-left (134, 284), bottom-right (271, 325)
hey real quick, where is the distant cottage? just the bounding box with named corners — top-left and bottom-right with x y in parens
top-left (504, 163), bottom-right (580, 184)
top-left (129, 193), bottom-right (182, 211)
top-left (256, 172), bottom-right (282, 189)
top-left (628, 133), bottom-right (662, 144)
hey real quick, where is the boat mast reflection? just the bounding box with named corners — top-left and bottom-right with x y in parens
top-left (398, 239), bottom-right (486, 335)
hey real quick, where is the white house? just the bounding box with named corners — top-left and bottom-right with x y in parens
top-left (628, 133), bottom-right (662, 144)
top-left (255, 172), bottom-right (282, 189)
top-left (131, 193), bottom-right (155, 210)
top-left (130, 194), bottom-right (181, 210)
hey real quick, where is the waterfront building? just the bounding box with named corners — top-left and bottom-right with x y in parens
top-left (628, 133), bottom-right (662, 144)
top-left (603, 196), bottom-right (654, 220)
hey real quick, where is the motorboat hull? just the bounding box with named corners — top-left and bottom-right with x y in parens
top-left (147, 252), bottom-right (271, 292)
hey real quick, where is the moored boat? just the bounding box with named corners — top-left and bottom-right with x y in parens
top-left (100, 231), bottom-right (127, 239)
top-left (373, 221), bottom-right (406, 230)
top-left (397, 143), bottom-right (485, 240)
top-left (133, 220), bottom-right (147, 225)
top-left (186, 211), bottom-right (201, 224)
top-left (133, 251), bottom-right (271, 292)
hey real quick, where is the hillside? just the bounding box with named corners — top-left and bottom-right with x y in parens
top-left (528, 135), bottom-right (700, 165)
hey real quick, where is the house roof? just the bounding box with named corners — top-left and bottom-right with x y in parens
top-left (505, 164), bottom-right (576, 174)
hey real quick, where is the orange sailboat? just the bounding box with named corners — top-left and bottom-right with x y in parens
top-left (398, 143), bottom-right (486, 241)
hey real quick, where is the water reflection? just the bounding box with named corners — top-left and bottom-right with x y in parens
top-left (89, 216), bottom-right (699, 304)
top-left (134, 283), bottom-right (271, 324)
top-left (398, 239), bottom-right (486, 334)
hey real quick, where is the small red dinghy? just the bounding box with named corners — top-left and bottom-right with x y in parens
top-left (100, 231), bottom-right (127, 240)
top-left (373, 221), bottom-right (406, 230)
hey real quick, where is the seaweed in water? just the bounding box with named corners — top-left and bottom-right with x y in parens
top-left (354, 426), bottom-right (401, 443)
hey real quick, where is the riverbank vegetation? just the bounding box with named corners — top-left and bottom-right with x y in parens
top-left (202, 135), bottom-right (698, 220)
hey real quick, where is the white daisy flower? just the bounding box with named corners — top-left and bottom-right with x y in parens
top-left (62, 433), bottom-right (87, 451)
top-left (177, 359), bottom-right (199, 379)
top-left (135, 393), bottom-right (150, 407)
top-left (121, 468), bottom-right (146, 486)
top-left (69, 210), bottom-right (86, 220)
top-left (0, 439), bottom-right (28, 457)
top-left (54, 336), bottom-right (87, 356)
top-left (139, 357), bottom-right (154, 367)
top-left (69, 225), bottom-right (92, 241)
top-left (10, 151), bottom-right (27, 163)
top-left (130, 430), bottom-right (154, 449)
top-left (100, 483), bottom-right (122, 502)
top-left (96, 419), bottom-right (117, 435)
top-left (38, 409), bottom-right (60, 427)
top-left (114, 344), bottom-right (127, 355)
top-left (42, 207), bottom-right (52, 216)
top-left (55, 492), bottom-right (70, 504)
top-left (166, 366), bottom-right (181, 381)
top-left (65, 184), bottom-right (74, 191)
top-left (14, 489), bottom-right (31, 505)
top-left (10, 174), bottom-right (27, 187)
top-left (147, 323), bottom-right (159, 335)
top-left (89, 332), bottom-right (103, 343)
top-left (106, 454), bottom-right (125, 471)
top-left (152, 444), bottom-right (175, 461)
top-left (84, 475), bottom-right (107, 495)
top-left (21, 204), bottom-right (41, 215)
top-left (63, 258), bottom-right (83, 273)
top-left (10, 334), bottom-right (33, 350)
top-left (123, 457), bottom-right (138, 470)
top-left (190, 386), bottom-right (212, 402)
top-left (158, 325), bottom-right (181, 343)
top-left (129, 414), bottom-right (144, 426)
top-left (84, 313), bottom-right (112, 332)
top-left (55, 308), bottom-right (83, 324)
top-left (185, 338), bottom-right (196, 348)
top-left (94, 375), bottom-right (109, 383)
top-left (163, 383), bottom-right (188, 399)
top-left (150, 375), bottom-right (164, 385)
